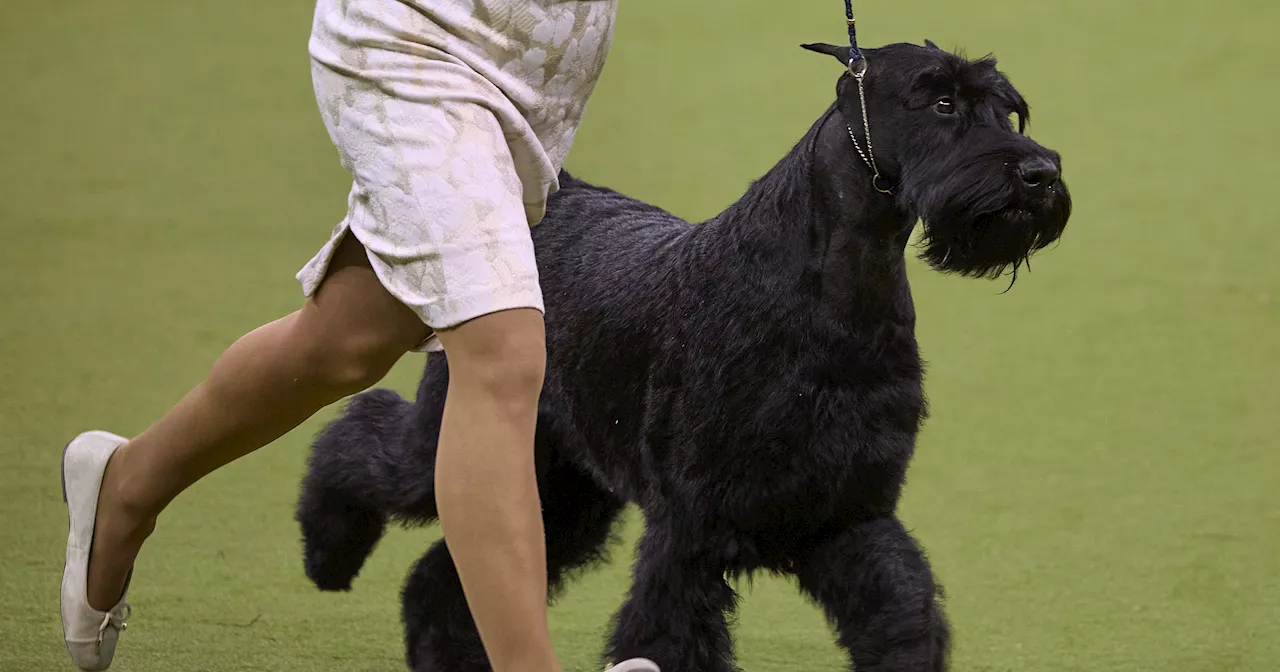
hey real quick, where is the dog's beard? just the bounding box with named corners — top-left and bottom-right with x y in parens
top-left (904, 160), bottom-right (1071, 282)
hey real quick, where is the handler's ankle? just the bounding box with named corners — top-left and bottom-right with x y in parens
top-left (488, 640), bottom-right (561, 672)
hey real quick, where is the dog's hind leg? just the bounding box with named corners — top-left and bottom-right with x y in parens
top-left (540, 456), bottom-right (626, 600)
top-left (401, 539), bottom-right (491, 672)
top-left (794, 517), bottom-right (950, 672)
top-left (397, 444), bottom-right (625, 672)
top-left (297, 358), bottom-right (449, 591)
top-left (606, 518), bottom-right (740, 672)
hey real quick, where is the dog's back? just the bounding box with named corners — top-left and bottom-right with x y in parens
top-left (533, 170), bottom-right (692, 290)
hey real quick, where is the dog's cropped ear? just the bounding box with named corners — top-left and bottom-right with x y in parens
top-left (801, 43), bottom-right (855, 67)
top-left (924, 39), bottom-right (943, 50)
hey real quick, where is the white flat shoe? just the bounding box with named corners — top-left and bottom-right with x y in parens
top-left (606, 658), bottom-right (660, 672)
top-left (61, 431), bottom-right (131, 671)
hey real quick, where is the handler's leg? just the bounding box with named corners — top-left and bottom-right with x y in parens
top-left (85, 235), bottom-right (430, 612)
top-left (432, 309), bottom-right (559, 672)
top-left (62, 235), bottom-right (429, 671)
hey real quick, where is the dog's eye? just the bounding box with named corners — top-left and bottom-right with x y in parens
top-left (934, 97), bottom-right (956, 115)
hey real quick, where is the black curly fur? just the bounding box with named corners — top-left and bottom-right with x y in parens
top-left (296, 41), bottom-right (1070, 672)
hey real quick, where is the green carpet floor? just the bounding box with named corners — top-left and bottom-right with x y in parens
top-left (2, 1), bottom-right (1276, 670)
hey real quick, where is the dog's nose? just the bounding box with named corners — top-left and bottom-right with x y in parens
top-left (1017, 156), bottom-right (1060, 190)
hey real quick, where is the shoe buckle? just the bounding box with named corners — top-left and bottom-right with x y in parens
top-left (96, 605), bottom-right (131, 649)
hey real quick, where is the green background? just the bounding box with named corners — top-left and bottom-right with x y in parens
top-left (2, 1), bottom-right (1276, 670)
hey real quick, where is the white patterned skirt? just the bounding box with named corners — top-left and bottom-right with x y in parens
top-left (297, 0), bottom-right (617, 350)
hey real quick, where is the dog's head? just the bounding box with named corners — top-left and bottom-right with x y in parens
top-left (804, 41), bottom-right (1071, 279)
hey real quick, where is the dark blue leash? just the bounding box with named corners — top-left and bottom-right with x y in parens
top-left (844, 0), bottom-right (865, 69)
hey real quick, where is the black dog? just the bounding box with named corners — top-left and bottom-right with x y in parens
top-left (296, 41), bottom-right (1071, 672)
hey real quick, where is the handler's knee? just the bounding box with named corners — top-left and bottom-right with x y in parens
top-left (293, 236), bottom-right (430, 395)
top-left (436, 308), bottom-right (547, 411)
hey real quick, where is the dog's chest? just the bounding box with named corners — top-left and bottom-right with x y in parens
top-left (640, 323), bottom-right (926, 516)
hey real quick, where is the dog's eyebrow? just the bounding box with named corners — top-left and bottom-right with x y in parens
top-left (911, 67), bottom-right (952, 93)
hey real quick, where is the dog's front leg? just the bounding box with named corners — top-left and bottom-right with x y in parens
top-left (794, 516), bottom-right (950, 672)
top-left (606, 519), bottom-right (739, 672)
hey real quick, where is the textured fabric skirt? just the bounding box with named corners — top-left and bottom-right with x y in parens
top-left (297, 0), bottom-right (617, 349)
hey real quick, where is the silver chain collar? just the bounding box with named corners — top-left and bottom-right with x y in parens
top-left (846, 61), bottom-right (892, 195)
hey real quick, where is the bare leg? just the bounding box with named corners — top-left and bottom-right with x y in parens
top-left (86, 236), bottom-right (429, 611)
top-left (432, 309), bottom-right (558, 672)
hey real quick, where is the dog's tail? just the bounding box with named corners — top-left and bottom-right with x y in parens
top-left (296, 373), bottom-right (444, 591)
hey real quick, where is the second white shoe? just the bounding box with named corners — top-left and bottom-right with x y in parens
top-left (606, 658), bottom-right (660, 672)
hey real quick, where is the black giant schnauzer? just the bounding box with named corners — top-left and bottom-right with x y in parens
top-left (296, 41), bottom-right (1072, 672)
